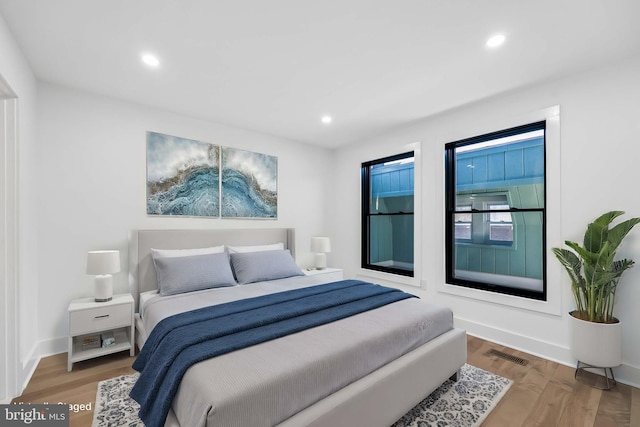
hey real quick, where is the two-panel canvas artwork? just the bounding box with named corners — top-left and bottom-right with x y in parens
top-left (146, 131), bottom-right (277, 218)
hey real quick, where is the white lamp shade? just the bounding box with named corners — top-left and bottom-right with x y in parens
top-left (311, 237), bottom-right (331, 253)
top-left (86, 250), bottom-right (121, 275)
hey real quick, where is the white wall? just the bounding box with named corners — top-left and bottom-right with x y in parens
top-left (35, 82), bottom-right (334, 355)
top-left (330, 54), bottom-right (640, 386)
top-left (0, 12), bottom-right (40, 401)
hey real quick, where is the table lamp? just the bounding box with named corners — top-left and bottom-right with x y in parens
top-left (87, 250), bottom-right (120, 302)
top-left (311, 237), bottom-right (331, 270)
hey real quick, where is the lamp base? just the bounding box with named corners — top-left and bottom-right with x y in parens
top-left (314, 253), bottom-right (327, 270)
top-left (94, 274), bottom-right (113, 303)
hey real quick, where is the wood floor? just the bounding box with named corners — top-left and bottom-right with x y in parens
top-left (11, 351), bottom-right (136, 426)
top-left (11, 335), bottom-right (640, 426)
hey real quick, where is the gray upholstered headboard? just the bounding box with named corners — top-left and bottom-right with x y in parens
top-left (128, 228), bottom-right (295, 311)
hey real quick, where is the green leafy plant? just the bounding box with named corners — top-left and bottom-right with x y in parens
top-left (552, 211), bottom-right (640, 323)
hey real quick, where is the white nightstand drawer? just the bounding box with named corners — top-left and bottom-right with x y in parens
top-left (69, 303), bottom-right (131, 336)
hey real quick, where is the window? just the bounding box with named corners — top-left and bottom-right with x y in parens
top-left (445, 122), bottom-right (546, 300)
top-left (488, 203), bottom-right (513, 243)
top-left (362, 152), bottom-right (414, 277)
top-left (456, 194), bottom-right (513, 246)
top-left (454, 205), bottom-right (472, 240)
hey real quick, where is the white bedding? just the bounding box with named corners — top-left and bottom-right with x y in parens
top-left (139, 274), bottom-right (342, 333)
top-left (139, 276), bottom-right (454, 427)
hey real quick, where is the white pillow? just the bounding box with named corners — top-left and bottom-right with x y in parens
top-left (226, 242), bottom-right (284, 254)
top-left (151, 245), bottom-right (225, 258)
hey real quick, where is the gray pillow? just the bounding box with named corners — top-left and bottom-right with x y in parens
top-left (153, 252), bottom-right (236, 296)
top-left (230, 250), bottom-right (304, 285)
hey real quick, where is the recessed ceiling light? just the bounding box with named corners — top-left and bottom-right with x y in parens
top-left (321, 115), bottom-right (333, 124)
top-left (141, 53), bottom-right (160, 68)
top-left (486, 34), bottom-right (506, 48)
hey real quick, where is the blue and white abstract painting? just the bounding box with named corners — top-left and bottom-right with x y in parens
top-left (146, 132), bottom-right (219, 217)
top-left (221, 147), bottom-right (277, 218)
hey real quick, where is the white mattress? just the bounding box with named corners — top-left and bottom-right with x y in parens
top-left (139, 277), bottom-right (454, 427)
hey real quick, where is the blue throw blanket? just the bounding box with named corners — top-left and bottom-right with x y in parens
top-left (130, 280), bottom-right (416, 427)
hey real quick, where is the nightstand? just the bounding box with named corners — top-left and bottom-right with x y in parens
top-left (304, 267), bottom-right (344, 282)
top-left (67, 293), bottom-right (135, 371)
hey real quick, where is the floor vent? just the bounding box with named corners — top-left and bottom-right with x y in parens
top-left (485, 349), bottom-right (530, 366)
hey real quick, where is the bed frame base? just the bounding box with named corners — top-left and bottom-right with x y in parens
top-left (162, 328), bottom-right (466, 427)
top-left (277, 327), bottom-right (466, 427)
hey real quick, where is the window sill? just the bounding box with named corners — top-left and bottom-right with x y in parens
top-left (357, 268), bottom-right (420, 288)
top-left (438, 281), bottom-right (561, 316)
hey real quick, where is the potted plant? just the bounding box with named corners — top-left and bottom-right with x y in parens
top-left (552, 211), bottom-right (640, 369)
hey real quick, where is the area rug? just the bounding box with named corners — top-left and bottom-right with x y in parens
top-left (93, 364), bottom-right (511, 427)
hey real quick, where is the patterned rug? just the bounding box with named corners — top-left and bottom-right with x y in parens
top-left (93, 363), bottom-right (511, 427)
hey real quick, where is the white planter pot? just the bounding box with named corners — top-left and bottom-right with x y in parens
top-left (570, 312), bottom-right (622, 368)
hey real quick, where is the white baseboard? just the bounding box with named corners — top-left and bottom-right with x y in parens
top-left (613, 362), bottom-right (640, 389)
top-left (456, 316), bottom-right (640, 389)
top-left (20, 343), bottom-right (40, 395)
top-left (10, 337), bottom-right (67, 401)
top-left (38, 337), bottom-right (67, 359)
top-left (455, 316), bottom-right (573, 365)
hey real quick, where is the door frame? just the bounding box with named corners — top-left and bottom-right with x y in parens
top-left (0, 75), bottom-right (19, 403)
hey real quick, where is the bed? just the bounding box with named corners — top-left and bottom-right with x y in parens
top-left (128, 228), bottom-right (467, 427)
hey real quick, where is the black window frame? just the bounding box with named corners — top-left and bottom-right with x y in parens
top-left (361, 151), bottom-right (415, 277)
top-left (445, 121), bottom-right (547, 300)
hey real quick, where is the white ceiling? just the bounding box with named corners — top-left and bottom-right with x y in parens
top-left (1, 0), bottom-right (639, 148)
